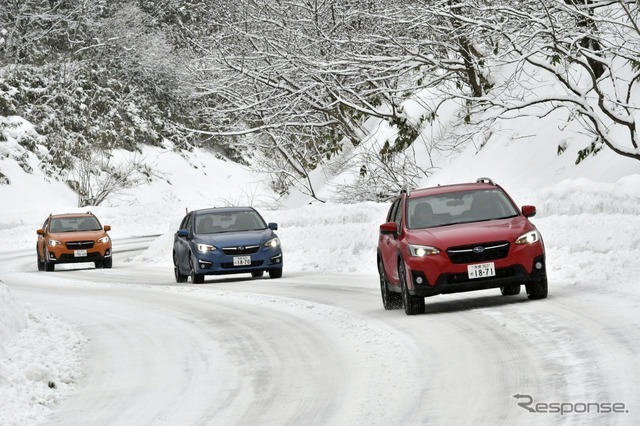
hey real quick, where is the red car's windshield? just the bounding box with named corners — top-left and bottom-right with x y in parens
top-left (407, 189), bottom-right (519, 229)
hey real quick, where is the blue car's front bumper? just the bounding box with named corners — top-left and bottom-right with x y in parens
top-left (192, 247), bottom-right (283, 275)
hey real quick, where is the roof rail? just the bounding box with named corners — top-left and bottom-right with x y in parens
top-left (476, 177), bottom-right (495, 185)
top-left (400, 185), bottom-right (411, 196)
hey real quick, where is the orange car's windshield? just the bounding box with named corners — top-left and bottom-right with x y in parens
top-left (50, 217), bottom-right (102, 233)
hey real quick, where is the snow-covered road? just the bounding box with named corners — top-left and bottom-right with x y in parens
top-left (2, 237), bottom-right (638, 425)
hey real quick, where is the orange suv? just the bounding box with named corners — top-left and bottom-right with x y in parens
top-left (36, 212), bottom-right (112, 271)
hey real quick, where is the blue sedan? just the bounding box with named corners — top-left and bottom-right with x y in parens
top-left (173, 207), bottom-right (283, 283)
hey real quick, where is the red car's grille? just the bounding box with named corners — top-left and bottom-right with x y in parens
top-left (65, 241), bottom-right (95, 250)
top-left (446, 241), bottom-right (509, 264)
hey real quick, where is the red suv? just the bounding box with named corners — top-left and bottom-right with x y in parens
top-left (36, 212), bottom-right (112, 271)
top-left (377, 178), bottom-right (547, 315)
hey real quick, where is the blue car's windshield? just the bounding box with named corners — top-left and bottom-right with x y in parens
top-left (195, 211), bottom-right (267, 234)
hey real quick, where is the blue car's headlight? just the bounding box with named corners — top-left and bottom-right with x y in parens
top-left (197, 243), bottom-right (216, 253)
top-left (264, 237), bottom-right (280, 248)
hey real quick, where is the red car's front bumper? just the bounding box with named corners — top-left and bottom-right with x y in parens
top-left (404, 242), bottom-right (546, 297)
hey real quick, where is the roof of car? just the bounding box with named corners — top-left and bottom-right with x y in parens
top-left (408, 181), bottom-right (499, 199)
top-left (50, 212), bottom-right (96, 218)
top-left (193, 206), bottom-right (256, 215)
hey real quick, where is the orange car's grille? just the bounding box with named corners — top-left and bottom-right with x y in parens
top-left (65, 241), bottom-right (95, 250)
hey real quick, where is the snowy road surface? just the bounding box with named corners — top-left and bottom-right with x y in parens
top-left (2, 236), bottom-right (639, 425)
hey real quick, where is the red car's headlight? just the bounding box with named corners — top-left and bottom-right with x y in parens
top-left (408, 244), bottom-right (440, 257)
top-left (515, 229), bottom-right (540, 245)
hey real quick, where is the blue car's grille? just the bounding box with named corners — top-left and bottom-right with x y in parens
top-left (222, 245), bottom-right (260, 255)
top-left (220, 260), bottom-right (264, 268)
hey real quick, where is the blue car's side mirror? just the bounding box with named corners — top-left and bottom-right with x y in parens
top-left (268, 222), bottom-right (278, 231)
top-left (177, 229), bottom-right (189, 237)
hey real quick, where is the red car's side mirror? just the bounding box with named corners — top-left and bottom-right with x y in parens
top-left (521, 205), bottom-right (537, 218)
top-left (380, 222), bottom-right (398, 235)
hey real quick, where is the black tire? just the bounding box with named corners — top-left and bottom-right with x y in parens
top-left (94, 260), bottom-right (104, 269)
top-left (399, 261), bottom-right (424, 315)
top-left (252, 270), bottom-right (264, 278)
top-left (190, 257), bottom-right (204, 284)
top-left (378, 258), bottom-right (401, 310)
top-left (37, 248), bottom-right (45, 271)
top-left (268, 268), bottom-right (283, 279)
top-left (527, 278), bottom-right (548, 300)
top-left (500, 284), bottom-right (521, 296)
top-left (44, 250), bottom-right (54, 272)
top-left (102, 258), bottom-right (112, 269)
top-left (175, 266), bottom-right (188, 283)
top-left (173, 254), bottom-right (188, 283)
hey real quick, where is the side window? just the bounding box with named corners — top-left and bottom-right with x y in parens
top-left (42, 218), bottom-right (49, 230)
top-left (392, 198), bottom-right (404, 228)
top-left (179, 214), bottom-right (190, 230)
top-left (387, 198), bottom-right (400, 222)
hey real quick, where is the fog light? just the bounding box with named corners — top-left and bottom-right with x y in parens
top-left (199, 260), bottom-right (212, 268)
top-left (535, 261), bottom-right (543, 270)
top-left (416, 276), bottom-right (424, 284)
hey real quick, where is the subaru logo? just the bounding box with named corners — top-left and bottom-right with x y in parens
top-left (238, 246), bottom-right (245, 251)
top-left (472, 246), bottom-right (485, 254)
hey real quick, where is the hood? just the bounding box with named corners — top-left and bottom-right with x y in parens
top-left (196, 229), bottom-right (275, 247)
top-left (407, 216), bottom-right (534, 249)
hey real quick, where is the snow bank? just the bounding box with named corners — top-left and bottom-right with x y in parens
top-left (0, 281), bottom-right (26, 356)
top-left (1, 282), bottom-right (86, 426)
top-left (120, 173), bottom-right (640, 285)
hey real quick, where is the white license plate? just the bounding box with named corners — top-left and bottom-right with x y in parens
top-left (233, 256), bottom-right (251, 266)
top-left (467, 262), bottom-right (495, 279)
top-left (74, 249), bottom-right (87, 257)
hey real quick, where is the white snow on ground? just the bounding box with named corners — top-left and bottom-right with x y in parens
top-left (2, 170), bottom-right (640, 423)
